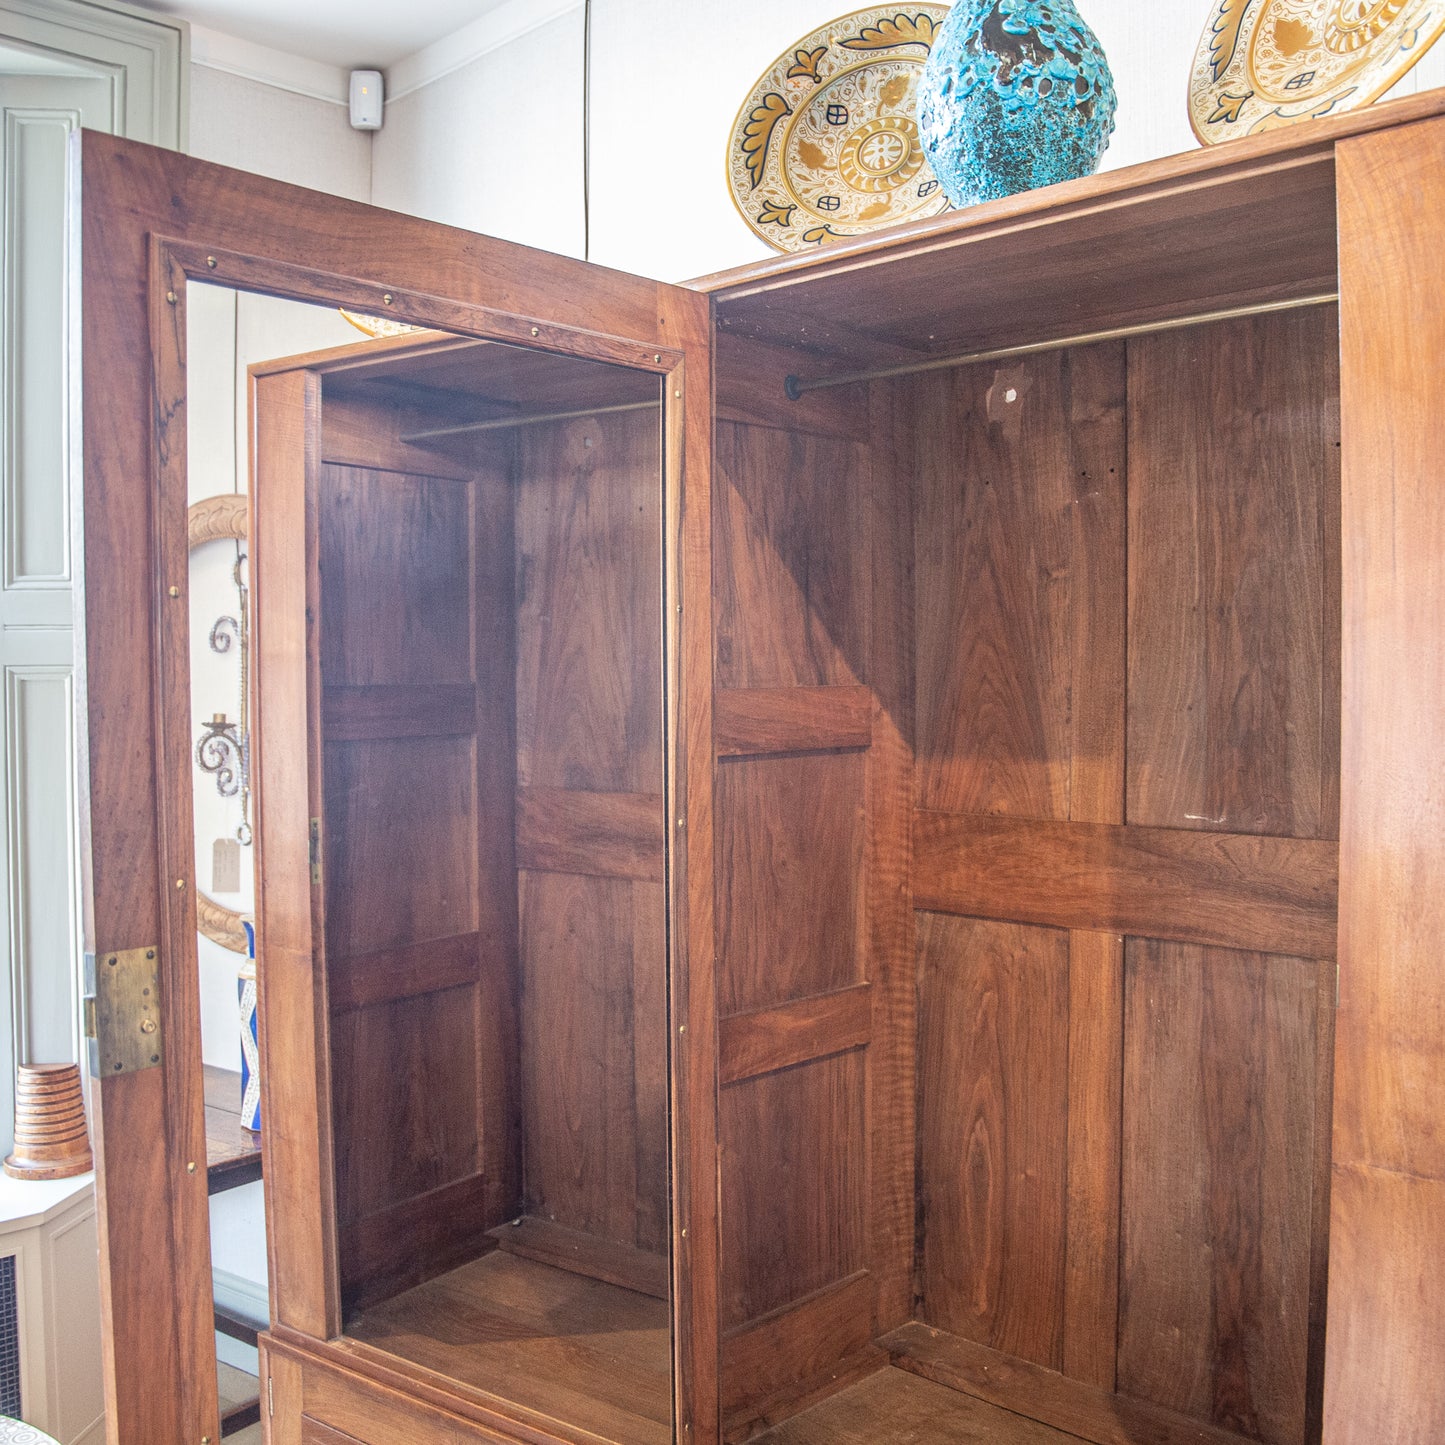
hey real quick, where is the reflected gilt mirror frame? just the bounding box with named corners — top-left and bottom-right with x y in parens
top-left (147, 234), bottom-right (708, 1439)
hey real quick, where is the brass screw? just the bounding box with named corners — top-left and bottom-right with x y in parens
top-left (678, 1024), bottom-right (687, 1035)
top-left (187, 1162), bottom-right (197, 1174)
top-left (175, 878), bottom-right (186, 890)
top-left (654, 353), bottom-right (661, 363)
top-left (206, 256), bottom-right (217, 269)
top-left (140, 1019), bottom-right (157, 1035)
top-left (382, 293), bottom-right (394, 305)
top-left (168, 585), bottom-right (181, 598)
top-left (675, 389), bottom-right (682, 398)
top-left (530, 326), bottom-right (540, 337)
top-left (166, 291), bottom-right (177, 305)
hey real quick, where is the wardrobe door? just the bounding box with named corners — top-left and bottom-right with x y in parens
top-left (76, 132), bottom-right (715, 1445)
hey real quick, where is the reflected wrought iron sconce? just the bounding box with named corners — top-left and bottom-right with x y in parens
top-left (193, 516), bottom-right (253, 848)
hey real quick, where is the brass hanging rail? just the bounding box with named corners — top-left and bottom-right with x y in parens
top-left (783, 291), bottom-right (1339, 399)
top-left (400, 398), bottom-right (661, 442)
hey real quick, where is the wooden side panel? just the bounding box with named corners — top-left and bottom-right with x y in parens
top-left (1127, 308), bottom-right (1341, 841)
top-left (254, 370), bottom-right (341, 1341)
top-left (1327, 117), bottom-right (1445, 1445)
top-left (714, 422), bottom-right (867, 689)
top-left (316, 451), bottom-right (518, 1308)
top-left (716, 751), bottom-right (866, 1015)
top-left (916, 913), bottom-right (1069, 1370)
top-left (512, 409), bottom-right (668, 1266)
top-left (1119, 941), bottom-right (1324, 1445)
top-left (914, 344), bottom-right (1126, 819)
top-left (712, 391), bottom-right (917, 1427)
top-left (719, 1052), bottom-right (868, 1330)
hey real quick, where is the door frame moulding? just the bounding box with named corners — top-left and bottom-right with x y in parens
top-left (0, 0), bottom-right (186, 149)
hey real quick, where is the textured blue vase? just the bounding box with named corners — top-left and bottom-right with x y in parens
top-left (918, 0), bottom-right (1117, 208)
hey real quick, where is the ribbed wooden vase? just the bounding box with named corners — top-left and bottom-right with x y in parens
top-left (4, 1063), bottom-right (93, 1181)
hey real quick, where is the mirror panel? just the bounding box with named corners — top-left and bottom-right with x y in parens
top-left (186, 282), bottom-right (674, 1441)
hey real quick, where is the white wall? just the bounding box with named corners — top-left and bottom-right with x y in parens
top-left (369, 0), bottom-right (1445, 282)
top-left (187, 25), bottom-right (370, 197)
top-left (373, 5), bottom-right (584, 254)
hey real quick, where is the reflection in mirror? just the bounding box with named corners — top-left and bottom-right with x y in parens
top-left (189, 282), bottom-right (673, 1442)
top-left (186, 285), bottom-right (362, 1406)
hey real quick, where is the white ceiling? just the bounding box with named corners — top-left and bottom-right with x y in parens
top-left (129, 0), bottom-right (512, 68)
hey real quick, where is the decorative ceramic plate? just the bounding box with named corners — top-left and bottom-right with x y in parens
top-left (340, 309), bottom-right (425, 339)
top-left (727, 6), bottom-right (953, 252)
top-left (1189, 0), bottom-right (1445, 143)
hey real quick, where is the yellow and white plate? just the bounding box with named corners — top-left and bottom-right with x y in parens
top-left (727, 6), bottom-right (953, 253)
top-left (1190, 0), bottom-right (1445, 142)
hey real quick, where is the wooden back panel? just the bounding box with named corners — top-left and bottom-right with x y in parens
top-left (908, 310), bottom-right (1340, 1445)
top-left (316, 395), bottom-right (522, 1312)
top-left (513, 407), bottom-right (669, 1275)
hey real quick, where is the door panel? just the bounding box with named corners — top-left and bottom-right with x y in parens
top-left (77, 134), bottom-right (716, 1444)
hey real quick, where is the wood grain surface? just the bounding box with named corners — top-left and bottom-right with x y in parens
top-left (515, 787), bottom-right (664, 881)
top-left (1325, 115), bottom-right (1445, 1445)
top-left (716, 750), bottom-right (866, 1015)
top-left (916, 913), bottom-right (1069, 1369)
top-left (719, 1052), bottom-right (867, 1331)
top-left (518, 871), bottom-right (668, 1257)
top-left (914, 343), bottom-right (1126, 819)
top-left (1119, 941), bottom-right (1323, 1445)
top-left (714, 685), bottom-right (873, 757)
top-left (1127, 308), bottom-right (1340, 841)
top-left (714, 422), bottom-right (868, 689)
top-left (752, 1364), bottom-right (1086, 1445)
top-left (344, 1252), bottom-right (671, 1445)
top-left (913, 811), bottom-right (1338, 958)
top-left (883, 1323), bottom-right (1252, 1445)
top-left (719, 985), bottom-right (871, 1086)
top-left (512, 407), bottom-right (670, 1278)
top-left (515, 411), bottom-right (662, 794)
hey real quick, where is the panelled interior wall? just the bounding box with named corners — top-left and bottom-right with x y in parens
top-left (712, 306), bottom-right (1340, 1445)
top-left (294, 365), bottom-right (667, 1315)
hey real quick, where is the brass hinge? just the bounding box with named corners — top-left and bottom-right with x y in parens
top-left (82, 947), bottom-right (163, 1078)
top-left (267, 1375), bottom-right (274, 1418)
top-left (309, 817), bottom-right (322, 886)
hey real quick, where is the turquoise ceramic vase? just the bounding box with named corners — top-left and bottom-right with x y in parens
top-left (918, 0), bottom-right (1117, 208)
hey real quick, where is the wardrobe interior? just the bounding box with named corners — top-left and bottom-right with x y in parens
top-left (711, 285), bottom-right (1340, 1445)
top-left (252, 332), bottom-right (675, 1445)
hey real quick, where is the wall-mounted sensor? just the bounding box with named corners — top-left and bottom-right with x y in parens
top-left (350, 70), bottom-right (384, 130)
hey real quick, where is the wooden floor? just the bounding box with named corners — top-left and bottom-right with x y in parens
top-left (753, 1367), bottom-right (1088, 1444)
top-left (345, 1249), bottom-right (672, 1445)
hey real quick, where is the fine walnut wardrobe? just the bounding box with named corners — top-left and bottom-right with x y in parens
top-left (75, 91), bottom-right (1445, 1445)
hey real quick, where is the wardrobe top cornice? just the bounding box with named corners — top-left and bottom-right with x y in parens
top-left (691, 84), bottom-right (1445, 303)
